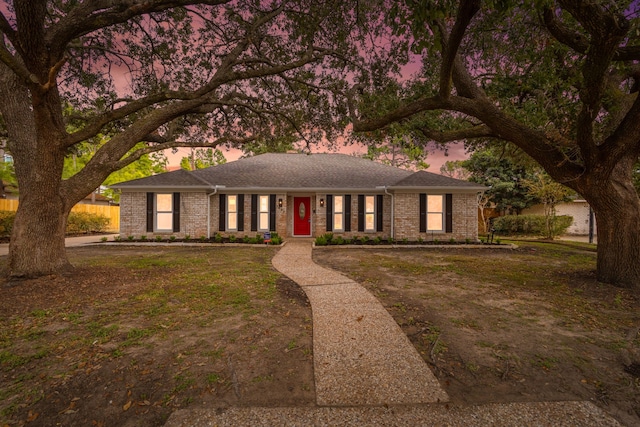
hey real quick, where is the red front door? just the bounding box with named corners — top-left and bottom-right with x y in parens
top-left (293, 197), bottom-right (311, 236)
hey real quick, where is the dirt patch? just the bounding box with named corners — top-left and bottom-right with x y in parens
top-left (0, 246), bottom-right (314, 427)
top-left (314, 243), bottom-right (640, 427)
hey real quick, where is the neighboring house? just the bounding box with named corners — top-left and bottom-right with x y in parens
top-left (522, 199), bottom-right (597, 235)
top-left (78, 192), bottom-right (114, 206)
top-left (111, 153), bottom-right (486, 241)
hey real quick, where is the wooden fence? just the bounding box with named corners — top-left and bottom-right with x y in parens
top-left (0, 199), bottom-right (120, 232)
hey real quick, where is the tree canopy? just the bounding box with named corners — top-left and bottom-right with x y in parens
top-left (0, 0), bottom-right (391, 278)
top-left (348, 0), bottom-right (640, 288)
top-left (463, 149), bottom-right (536, 215)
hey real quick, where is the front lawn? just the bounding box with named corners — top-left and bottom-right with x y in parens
top-left (314, 241), bottom-right (640, 427)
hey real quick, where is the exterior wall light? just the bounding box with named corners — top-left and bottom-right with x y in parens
top-left (319, 198), bottom-right (324, 207)
top-left (278, 198), bottom-right (283, 208)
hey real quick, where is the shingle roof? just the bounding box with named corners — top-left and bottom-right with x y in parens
top-left (391, 170), bottom-right (486, 190)
top-left (111, 168), bottom-right (211, 189)
top-left (111, 153), bottom-right (485, 191)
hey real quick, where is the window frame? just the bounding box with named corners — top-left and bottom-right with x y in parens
top-left (333, 195), bottom-right (345, 232)
top-left (155, 193), bottom-right (173, 232)
top-left (364, 195), bottom-right (376, 232)
top-left (258, 194), bottom-right (270, 231)
top-left (227, 194), bottom-right (238, 231)
top-left (426, 194), bottom-right (444, 232)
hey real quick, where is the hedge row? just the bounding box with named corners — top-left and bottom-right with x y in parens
top-left (492, 214), bottom-right (573, 237)
top-left (0, 210), bottom-right (110, 236)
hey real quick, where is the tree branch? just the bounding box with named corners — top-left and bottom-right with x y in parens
top-left (438, 0), bottom-right (480, 98)
top-left (47, 0), bottom-right (233, 58)
top-left (113, 135), bottom-right (256, 170)
top-left (0, 44), bottom-right (38, 85)
top-left (543, 7), bottom-right (640, 61)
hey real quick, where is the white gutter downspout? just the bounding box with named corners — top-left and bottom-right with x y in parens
top-left (206, 185), bottom-right (225, 239)
top-left (382, 186), bottom-right (394, 240)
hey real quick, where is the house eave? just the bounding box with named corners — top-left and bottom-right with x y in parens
top-left (113, 185), bottom-right (488, 193)
top-left (387, 185), bottom-right (488, 192)
top-left (111, 185), bottom-right (212, 191)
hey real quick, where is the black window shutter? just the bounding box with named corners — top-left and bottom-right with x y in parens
top-left (419, 193), bottom-right (427, 233)
top-left (172, 193), bottom-right (181, 232)
top-left (344, 195), bottom-right (351, 232)
top-left (251, 194), bottom-right (258, 231)
top-left (219, 194), bottom-right (226, 231)
top-left (269, 194), bottom-right (276, 231)
top-left (376, 194), bottom-right (383, 232)
top-left (445, 193), bottom-right (453, 233)
top-left (357, 195), bottom-right (365, 232)
top-left (326, 195), bottom-right (333, 231)
top-left (237, 194), bottom-right (245, 232)
top-left (146, 192), bottom-right (154, 232)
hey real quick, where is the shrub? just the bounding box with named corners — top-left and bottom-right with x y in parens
top-left (66, 211), bottom-right (110, 234)
top-left (0, 210), bottom-right (15, 236)
top-left (492, 214), bottom-right (573, 238)
top-left (315, 235), bottom-right (327, 246)
top-left (229, 235), bottom-right (236, 243)
top-left (270, 234), bottom-right (282, 245)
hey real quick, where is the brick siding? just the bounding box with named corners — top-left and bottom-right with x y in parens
top-left (121, 190), bottom-right (479, 241)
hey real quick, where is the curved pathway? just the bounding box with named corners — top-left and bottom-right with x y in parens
top-left (164, 240), bottom-right (621, 426)
top-left (271, 240), bottom-right (448, 406)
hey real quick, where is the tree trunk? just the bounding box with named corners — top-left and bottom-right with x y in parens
top-left (8, 193), bottom-right (71, 278)
top-left (584, 173), bottom-right (640, 289)
top-left (0, 61), bottom-right (73, 278)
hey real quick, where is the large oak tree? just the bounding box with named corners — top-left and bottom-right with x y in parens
top-left (349, 0), bottom-right (640, 288)
top-left (0, 0), bottom-right (371, 278)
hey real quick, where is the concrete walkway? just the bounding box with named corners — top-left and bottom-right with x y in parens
top-left (164, 240), bottom-right (621, 426)
top-left (272, 240), bottom-right (448, 406)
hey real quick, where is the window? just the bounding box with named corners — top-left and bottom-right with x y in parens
top-left (227, 195), bottom-right (238, 230)
top-left (427, 195), bottom-right (444, 231)
top-left (365, 195), bottom-right (375, 231)
top-left (333, 196), bottom-right (344, 231)
top-left (156, 193), bottom-right (173, 231)
top-left (259, 195), bottom-right (269, 230)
